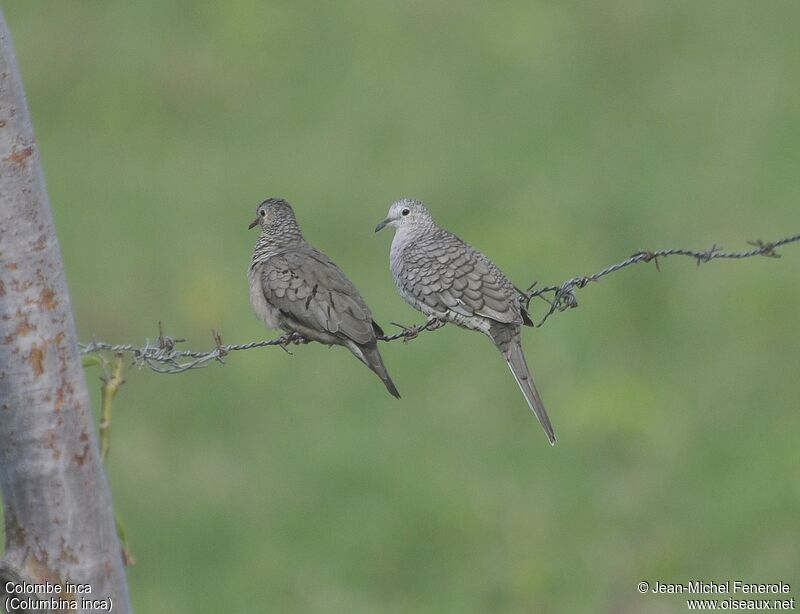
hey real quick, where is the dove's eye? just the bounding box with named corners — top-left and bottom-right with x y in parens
top-left (401, 208), bottom-right (410, 216)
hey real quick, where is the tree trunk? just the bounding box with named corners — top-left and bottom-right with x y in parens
top-left (0, 7), bottom-right (131, 613)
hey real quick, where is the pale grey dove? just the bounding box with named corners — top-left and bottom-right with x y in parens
top-left (376, 198), bottom-right (555, 443)
top-left (248, 198), bottom-right (400, 398)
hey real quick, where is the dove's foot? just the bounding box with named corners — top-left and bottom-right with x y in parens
top-left (425, 316), bottom-right (446, 331)
top-left (390, 322), bottom-right (425, 342)
top-left (389, 317), bottom-right (445, 342)
top-left (275, 332), bottom-right (295, 354)
top-left (276, 332), bottom-right (308, 353)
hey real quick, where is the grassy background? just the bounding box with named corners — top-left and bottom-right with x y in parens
top-left (3, 1), bottom-right (799, 612)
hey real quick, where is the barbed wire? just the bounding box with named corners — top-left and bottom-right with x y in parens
top-left (521, 233), bottom-right (800, 326)
top-left (79, 233), bottom-right (800, 373)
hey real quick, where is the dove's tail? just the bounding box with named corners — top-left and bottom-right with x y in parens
top-left (493, 330), bottom-right (557, 445)
top-left (348, 341), bottom-right (401, 399)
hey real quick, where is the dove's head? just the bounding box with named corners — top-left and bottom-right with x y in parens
top-left (375, 198), bottom-right (434, 233)
top-left (248, 197), bottom-right (299, 232)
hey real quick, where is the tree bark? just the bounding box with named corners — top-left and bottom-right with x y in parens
top-left (0, 7), bottom-right (131, 613)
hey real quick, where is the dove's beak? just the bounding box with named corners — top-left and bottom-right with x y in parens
top-left (375, 218), bottom-right (391, 233)
top-left (248, 218), bottom-right (259, 230)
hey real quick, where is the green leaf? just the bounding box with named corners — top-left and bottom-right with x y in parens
top-left (82, 354), bottom-right (103, 368)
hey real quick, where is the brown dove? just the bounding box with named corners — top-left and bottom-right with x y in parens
top-left (249, 198), bottom-right (399, 398)
top-left (376, 198), bottom-right (555, 442)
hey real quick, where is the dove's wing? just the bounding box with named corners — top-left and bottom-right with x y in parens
top-left (398, 229), bottom-right (523, 325)
top-left (261, 247), bottom-right (377, 345)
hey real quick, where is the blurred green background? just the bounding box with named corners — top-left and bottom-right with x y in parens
top-left (3, 1), bottom-right (799, 612)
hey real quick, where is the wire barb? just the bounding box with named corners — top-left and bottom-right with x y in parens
top-left (80, 233), bottom-right (800, 372)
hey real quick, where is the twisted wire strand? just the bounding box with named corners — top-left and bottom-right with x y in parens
top-left (522, 234), bottom-right (800, 325)
top-left (80, 233), bottom-right (800, 373)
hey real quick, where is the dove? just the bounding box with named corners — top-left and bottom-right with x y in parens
top-left (376, 198), bottom-right (555, 443)
top-left (249, 198), bottom-right (400, 398)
